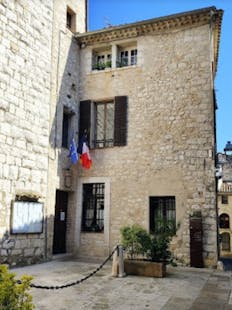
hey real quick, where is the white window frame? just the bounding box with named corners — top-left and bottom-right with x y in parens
top-left (117, 46), bottom-right (137, 67)
top-left (92, 50), bottom-right (112, 70)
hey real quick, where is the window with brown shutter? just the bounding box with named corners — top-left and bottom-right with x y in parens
top-left (79, 100), bottom-right (91, 144)
top-left (79, 96), bottom-right (127, 148)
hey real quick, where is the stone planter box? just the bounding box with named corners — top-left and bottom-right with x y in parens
top-left (124, 259), bottom-right (166, 278)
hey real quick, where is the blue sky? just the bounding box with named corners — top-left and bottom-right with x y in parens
top-left (89, 0), bottom-right (232, 153)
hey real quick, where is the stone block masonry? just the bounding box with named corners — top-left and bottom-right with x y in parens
top-left (0, 0), bottom-right (53, 265)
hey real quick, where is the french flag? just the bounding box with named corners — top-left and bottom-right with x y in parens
top-left (77, 135), bottom-right (92, 169)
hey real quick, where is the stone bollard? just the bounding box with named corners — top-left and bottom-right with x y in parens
top-left (111, 246), bottom-right (119, 277)
top-left (118, 245), bottom-right (126, 278)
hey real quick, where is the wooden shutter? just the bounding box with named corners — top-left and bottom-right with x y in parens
top-left (114, 96), bottom-right (127, 146)
top-left (79, 100), bottom-right (91, 144)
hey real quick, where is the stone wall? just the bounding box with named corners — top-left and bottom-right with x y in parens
top-left (0, 0), bottom-right (53, 265)
top-left (0, 0), bottom-right (86, 265)
top-left (76, 24), bottom-right (217, 266)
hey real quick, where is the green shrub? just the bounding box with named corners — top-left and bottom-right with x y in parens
top-left (120, 224), bottom-right (174, 263)
top-left (120, 224), bottom-right (152, 259)
top-left (0, 264), bottom-right (34, 310)
top-left (149, 234), bottom-right (171, 262)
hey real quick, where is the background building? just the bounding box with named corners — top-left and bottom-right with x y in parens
top-left (217, 142), bottom-right (232, 257)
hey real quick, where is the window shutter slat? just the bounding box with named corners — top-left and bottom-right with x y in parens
top-left (114, 96), bottom-right (128, 146)
top-left (79, 100), bottom-right (91, 144)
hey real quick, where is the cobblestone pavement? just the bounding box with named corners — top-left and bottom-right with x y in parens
top-left (12, 257), bottom-right (232, 310)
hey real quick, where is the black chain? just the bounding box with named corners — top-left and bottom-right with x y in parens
top-left (17, 246), bottom-right (118, 290)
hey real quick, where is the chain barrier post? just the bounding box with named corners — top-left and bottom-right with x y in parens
top-left (118, 245), bottom-right (126, 278)
top-left (111, 245), bottom-right (118, 277)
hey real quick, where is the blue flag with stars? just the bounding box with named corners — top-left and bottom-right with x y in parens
top-left (69, 136), bottom-right (78, 164)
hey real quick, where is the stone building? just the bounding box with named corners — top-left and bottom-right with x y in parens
top-left (217, 144), bottom-right (232, 257)
top-left (0, 2), bottom-right (223, 267)
top-left (0, 0), bottom-right (87, 265)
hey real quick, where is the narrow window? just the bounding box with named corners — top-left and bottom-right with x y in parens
top-left (120, 51), bottom-right (128, 66)
top-left (66, 7), bottom-right (76, 32)
top-left (150, 196), bottom-right (176, 235)
top-left (82, 183), bottom-right (104, 232)
top-left (62, 111), bottom-right (71, 148)
top-left (130, 49), bottom-right (137, 65)
top-left (222, 195), bottom-right (228, 204)
top-left (95, 101), bottom-right (114, 148)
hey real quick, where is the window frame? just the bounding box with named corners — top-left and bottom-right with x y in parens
top-left (94, 100), bottom-right (115, 148)
top-left (62, 109), bottom-right (72, 148)
top-left (221, 195), bottom-right (228, 204)
top-left (117, 46), bottom-right (137, 67)
top-left (149, 196), bottom-right (176, 235)
top-left (66, 6), bottom-right (76, 32)
top-left (76, 177), bottom-right (110, 248)
top-left (81, 183), bottom-right (105, 233)
top-left (79, 96), bottom-right (128, 149)
top-left (92, 50), bottom-right (112, 71)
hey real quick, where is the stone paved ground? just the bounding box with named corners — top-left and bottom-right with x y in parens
top-left (12, 257), bottom-right (232, 310)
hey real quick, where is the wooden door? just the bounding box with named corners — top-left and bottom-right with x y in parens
top-left (53, 190), bottom-right (68, 254)
top-left (190, 216), bottom-right (203, 268)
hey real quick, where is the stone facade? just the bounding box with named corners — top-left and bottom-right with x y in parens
top-left (0, 0), bottom-right (53, 265)
top-left (0, 0), bottom-right (86, 265)
top-left (0, 4), bottom-right (223, 268)
top-left (75, 7), bottom-right (223, 267)
top-left (217, 152), bottom-right (232, 257)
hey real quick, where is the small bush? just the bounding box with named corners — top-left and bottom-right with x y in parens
top-left (149, 235), bottom-right (171, 262)
top-left (0, 264), bottom-right (34, 310)
top-left (120, 224), bottom-right (152, 259)
top-left (120, 224), bottom-right (174, 263)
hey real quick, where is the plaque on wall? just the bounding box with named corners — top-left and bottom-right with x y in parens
top-left (11, 201), bottom-right (43, 234)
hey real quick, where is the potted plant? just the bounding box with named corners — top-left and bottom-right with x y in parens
top-left (120, 224), bottom-right (173, 277)
top-left (105, 60), bottom-right (112, 68)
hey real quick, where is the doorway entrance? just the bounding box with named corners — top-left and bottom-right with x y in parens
top-left (53, 190), bottom-right (68, 254)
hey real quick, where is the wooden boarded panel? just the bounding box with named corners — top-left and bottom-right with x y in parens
top-left (190, 216), bottom-right (203, 268)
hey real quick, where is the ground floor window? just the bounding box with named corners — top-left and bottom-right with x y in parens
top-left (82, 183), bottom-right (104, 232)
top-left (149, 196), bottom-right (176, 235)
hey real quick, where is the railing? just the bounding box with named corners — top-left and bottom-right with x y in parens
top-left (16, 245), bottom-right (126, 290)
top-left (220, 183), bottom-right (232, 193)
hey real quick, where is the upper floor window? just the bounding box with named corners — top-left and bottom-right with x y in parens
top-left (150, 196), bottom-right (176, 235)
top-left (92, 48), bottom-right (112, 70)
top-left (117, 45), bottom-right (137, 68)
top-left (222, 195), bottom-right (228, 204)
top-left (95, 101), bottom-right (114, 148)
top-left (91, 42), bottom-right (137, 71)
top-left (62, 108), bottom-right (74, 148)
top-left (82, 183), bottom-right (104, 232)
top-left (66, 6), bottom-right (76, 32)
top-left (79, 96), bottom-right (128, 149)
